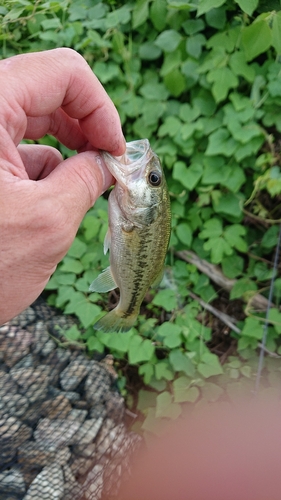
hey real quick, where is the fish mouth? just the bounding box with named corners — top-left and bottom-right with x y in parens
top-left (102, 139), bottom-right (154, 181)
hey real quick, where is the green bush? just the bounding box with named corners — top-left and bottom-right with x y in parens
top-left (2, 0), bottom-right (281, 433)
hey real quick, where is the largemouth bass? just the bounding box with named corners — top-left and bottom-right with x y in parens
top-left (89, 139), bottom-right (171, 332)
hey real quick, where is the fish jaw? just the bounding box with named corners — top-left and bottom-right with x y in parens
top-left (102, 139), bottom-right (152, 189)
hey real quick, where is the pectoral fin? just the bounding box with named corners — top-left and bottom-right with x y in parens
top-left (103, 228), bottom-right (111, 255)
top-left (89, 266), bottom-right (117, 293)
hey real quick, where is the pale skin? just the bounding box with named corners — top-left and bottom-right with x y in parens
top-left (0, 48), bottom-right (126, 325)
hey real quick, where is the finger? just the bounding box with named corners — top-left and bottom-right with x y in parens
top-left (17, 144), bottom-right (63, 180)
top-left (24, 109), bottom-right (87, 151)
top-left (40, 151), bottom-right (114, 227)
top-left (0, 48), bottom-right (125, 156)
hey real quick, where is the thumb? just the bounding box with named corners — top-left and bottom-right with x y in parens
top-left (41, 150), bottom-right (114, 228)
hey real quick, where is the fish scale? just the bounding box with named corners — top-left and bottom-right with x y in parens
top-left (89, 139), bottom-right (171, 333)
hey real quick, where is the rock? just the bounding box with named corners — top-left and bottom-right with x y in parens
top-left (0, 416), bottom-right (32, 464)
top-left (95, 419), bottom-right (129, 460)
top-left (61, 464), bottom-right (81, 500)
top-left (23, 464), bottom-right (64, 500)
top-left (44, 348), bottom-right (70, 373)
top-left (34, 418), bottom-right (81, 448)
top-left (104, 391), bottom-right (125, 422)
top-left (0, 467), bottom-right (26, 495)
top-left (60, 360), bottom-right (89, 391)
top-left (40, 395), bottom-right (72, 419)
top-left (12, 353), bottom-right (35, 370)
top-left (72, 417), bottom-right (104, 445)
top-left (0, 371), bottom-right (18, 398)
top-left (18, 441), bottom-right (70, 468)
top-left (67, 408), bottom-right (88, 423)
top-left (82, 464), bottom-right (104, 500)
top-left (48, 387), bottom-right (80, 404)
top-left (84, 362), bottom-right (112, 406)
top-left (0, 393), bottom-right (29, 418)
top-left (70, 456), bottom-right (96, 477)
top-left (10, 366), bottom-right (50, 403)
top-left (30, 321), bottom-right (56, 356)
top-left (72, 441), bottom-right (96, 459)
top-left (89, 403), bottom-right (107, 421)
top-left (0, 328), bottom-right (34, 367)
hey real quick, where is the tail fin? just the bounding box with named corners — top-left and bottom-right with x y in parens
top-left (93, 308), bottom-right (138, 333)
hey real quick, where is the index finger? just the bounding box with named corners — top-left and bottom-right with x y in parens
top-left (0, 48), bottom-right (125, 156)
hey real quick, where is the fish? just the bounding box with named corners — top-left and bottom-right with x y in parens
top-left (89, 139), bottom-right (171, 333)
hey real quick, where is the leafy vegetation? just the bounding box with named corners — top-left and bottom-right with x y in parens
top-left (1, 0), bottom-right (281, 434)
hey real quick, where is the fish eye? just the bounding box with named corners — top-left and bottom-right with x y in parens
top-left (148, 171), bottom-right (162, 186)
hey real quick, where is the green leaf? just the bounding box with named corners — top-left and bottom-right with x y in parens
top-left (155, 30), bottom-right (182, 52)
top-left (234, 0), bottom-right (258, 16)
top-left (164, 69), bottom-right (186, 97)
top-left (132, 0), bottom-right (149, 29)
top-left (272, 12), bottom-right (281, 54)
top-left (198, 352), bottom-right (223, 378)
top-left (159, 116), bottom-right (182, 137)
top-left (138, 364), bottom-right (154, 384)
top-left (155, 361), bottom-right (174, 380)
top-left (87, 335), bottom-right (104, 353)
top-left (82, 215), bottom-right (101, 241)
top-left (174, 161), bottom-right (203, 190)
top-left (222, 255), bottom-right (244, 279)
top-left (99, 330), bottom-right (134, 353)
top-left (204, 237), bottom-right (232, 263)
top-left (68, 238), bottom-right (87, 259)
top-left (55, 286), bottom-right (76, 308)
top-left (169, 349), bottom-right (195, 376)
top-left (27, 13), bottom-right (46, 35)
top-left (150, 0), bottom-right (167, 31)
top-left (241, 317), bottom-right (263, 339)
top-left (152, 289), bottom-right (178, 311)
top-left (207, 67), bottom-right (239, 102)
top-left (157, 323), bottom-right (182, 337)
top-left (64, 325), bottom-right (81, 341)
top-left (229, 52), bottom-right (255, 82)
top-left (140, 82), bottom-right (169, 100)
top-left (199, 218), bottom-right (223, 239)
top-left (186, 34), bottom-right (205, 59)
top-left (225, 224), bottom-right (247, 250)
top-left (139, 42), bottom-right (162, 60)
top-left (197, 0), bottom-right (225, 17)
top-left (161, 50), bottom-right (182, 76)
top-left (201, 382), bottom-right (224, 402)
top-left (128, 336), bottom-right (155, 364)
top-left (137, 389), bottom-right (157, 412)
top-left (176, 223), bottom-right (192, 247)
top-left (213, 193), bottom-right (243, 218)
top-left (261, 225), bottom-right (280, 250)
top-left (60, 257), bottom-right (84, 274)
top-left (41, 18), bottom-right (62, 30)
top-left (230, 278), bottom-right (258, 300)
top-left (155, 391), bottom-right (182, 419)
top-left (56, 273), bottom-right (76, 286)
top-left (268, 308), bottom-right (281, 334)
top-left (173, 376), bottom-right (200, 403)
top-left (206, 129), bottom-right (237, 156)
top-left (241, 20), bottom-right (272, 62)
top-left (75, 301), bottom-right (102, 329)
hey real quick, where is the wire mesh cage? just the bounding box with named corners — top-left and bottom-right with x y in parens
top-left (0, 299), bottom-right (141, 500)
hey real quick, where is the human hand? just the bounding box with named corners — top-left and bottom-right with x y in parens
top-left (0, 48), bottom-right (125, 324)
